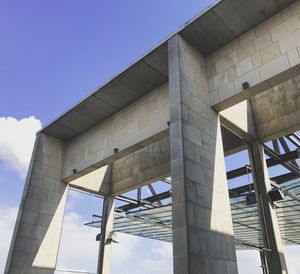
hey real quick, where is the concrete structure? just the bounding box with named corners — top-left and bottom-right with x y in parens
top-left (5, 0), bottom-right (300, 273)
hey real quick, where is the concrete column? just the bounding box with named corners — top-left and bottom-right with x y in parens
top-left (97, 196), bottom-right (115, 274)
top-left (248, 141), bottom-right (288, 274)
top-left (5, 133), bottom-right (67, 274)
top-left (168, 34), bottom-right (238, 274)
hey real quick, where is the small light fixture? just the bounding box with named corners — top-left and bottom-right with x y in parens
top-left (106, 231), bottom-right (119, 244)
top-left (242, 81), bottom-right (250, 90)
top-left (268, 188), bottom-right (284, 202)
top-left (113, 148), bottom-right (119, 154)
top-left (96, 231), bottom-right (119, 244)
top-left (96, 233), bottom-right (101, 242)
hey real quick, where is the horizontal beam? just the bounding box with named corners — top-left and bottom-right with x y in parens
top-left (229, 172), bottom-right (299, 198)
top-left (264, 145), bottom-right (300, 174)
top-left (227, 149), bottom-right (300, 180)
top-left (117, 190), bottom-right (171, 212)
top-left (111, 137), bottom-right (170, 195)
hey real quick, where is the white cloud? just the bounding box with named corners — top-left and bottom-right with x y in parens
top-left (152, 241), bottom-right (172, 257)
top-left (0, 207), bottom-right (18, 274)
top-left (110, 233), bottom-right (141, 270)
top-left (0, 116), bottom-right (41, 178)
top-left (143, 242), bottom-right (173, 274)
top-left (236, 250), bottom-right (262, 274)
top-left (285, 246), bottom-right (300, 274)
top-left (56, 212), bottom-right (99, 273)
top-left (110, 234), bottom-right (172, 274)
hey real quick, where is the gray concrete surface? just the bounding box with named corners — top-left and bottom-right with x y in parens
top-left (62, 83), bottom-right (169, 182)
top-left (5, 133), bottom-right (67, 274)
top-left (251, 75), bottom-right (300, 142)
top-left (168, 35), bottom-right (238, 274)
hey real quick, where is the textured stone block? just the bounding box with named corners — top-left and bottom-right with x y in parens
top-left (219, 82), bottom-right (235, 101)
top-left (190, 255), bottom-right (209, 274)
top-left (260, 43), bottom-right (281, 64)
top-left (239, 29), bottom-right (256, 46)
top-left (253, 32), bottom-right (272, 51)
top-left (173, 227), bottom-right (189, 255)
top-left (278, 29), bottom-right (300, 53)
top-left (281, 7), bottom-right (292, 22)
top-left (259, 55), bottom-right (290, 81)
top-left (182, 123), bottom-right (203, 146)
top-left (209, 90), bottom-right (220, 106)
top-left (233, 69), bottom-right (261, 93)
top-left (236, 57), bottom-right (253, 77)
top-left (228, 66), bottom-right (237, 81)
top-left (215, 52), bottom-right (238, 74)
top-left (271, 15), bottom-right (300, 42)
top-left (173, 254), bottom-right (189, 274)
top-left (251, 75), bottom-right (300, 140)
top-left (255, 13), bottom-right (282, 37)
top-left (252, 52), bottom-right (263, 68)
top-left (237, 41), bottom-right (254, 61)
top-left (213, 71), bottom-right (229, 89)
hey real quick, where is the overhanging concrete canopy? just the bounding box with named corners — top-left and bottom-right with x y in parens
top-left (42, 44), bottom-right (168, 141)
top-left (180, 0), bottom-right (296, 55)
top-left (39, 0), bottom-right (296, 142)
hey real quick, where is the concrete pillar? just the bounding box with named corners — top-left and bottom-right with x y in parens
top-left (168, 34), bottom-right (238, 274)
top-left (97, 196), bottom-right (115, 274)
top-left (248, 141), bottom-right (288, 274)
top-left (5, 133), bottom-right (67, 274)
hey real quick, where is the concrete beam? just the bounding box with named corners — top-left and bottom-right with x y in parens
top-left (5, 133), bottom-right (67, 274)
top-left (111, 137), bottom-right (170, 195)
top-left (251, 76), bottom-right (300, 142)
top-left (69, 164), bottom-right (111, 196)
top-left (208, 2), bottom-right (300, 111)
top-left (62, 128), bottom-right (247, 199)
top-left (61, 83), bottom-right (169, 183)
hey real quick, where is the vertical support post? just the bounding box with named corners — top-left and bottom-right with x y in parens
top-left (97, 165), bottom-right (115, 274)
top-left (5, 133), bottom-right (67, 274)
top-left (259, 250), bottom-right (269, 274)
top-left (248, 141), bottom-right (288, 274)
top-left (168, 34), bottom-right (238, 274)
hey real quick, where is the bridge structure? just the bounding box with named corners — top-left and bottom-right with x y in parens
top-left (5, 0), bottom-right (300, 273)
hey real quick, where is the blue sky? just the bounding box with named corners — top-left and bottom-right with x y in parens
top-left (0, 1), bottom-right (299, 273)
top-left (0, 0), bottom-right (215, 123)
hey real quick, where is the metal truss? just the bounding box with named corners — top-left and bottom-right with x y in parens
top-left (84, 132), bottom-right (300, 250)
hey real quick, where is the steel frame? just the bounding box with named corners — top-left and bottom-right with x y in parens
top-left (84, 132), bottom-right (300, 251)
